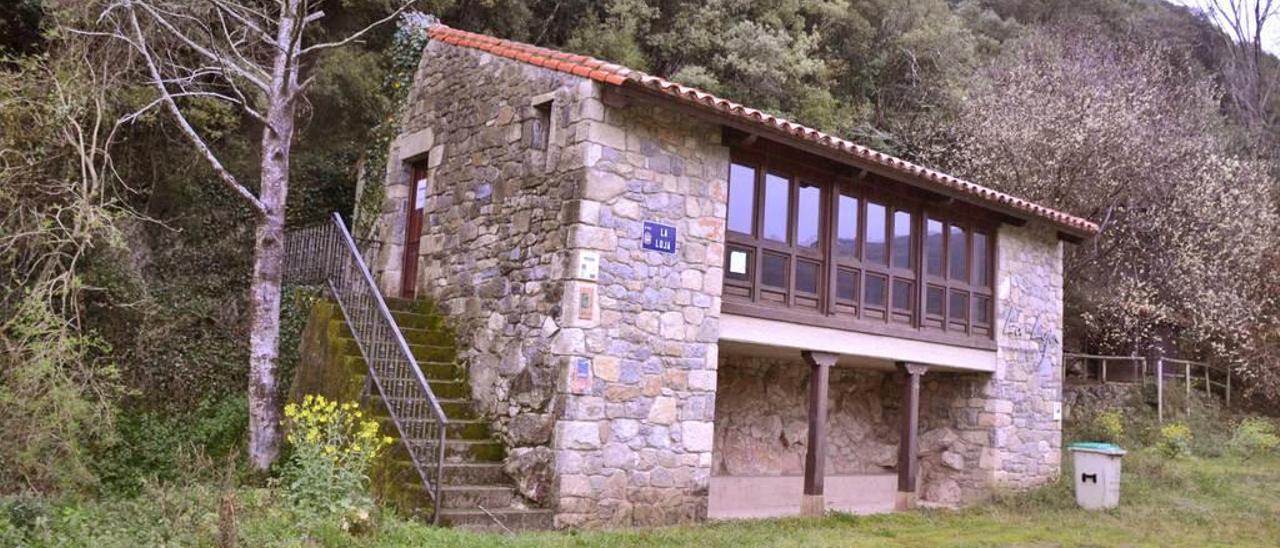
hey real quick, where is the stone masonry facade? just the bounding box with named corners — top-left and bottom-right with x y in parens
top-left (712, 224), bottom-right (1063, 507)
top-left (375, 34), bottom-right (1064, 528)
top-left (983, 222), bottom-right (1065, 489)
top-left (373, 40), bottom-right (593, 506)
top-left (553, 97), bottom-right (727, 527)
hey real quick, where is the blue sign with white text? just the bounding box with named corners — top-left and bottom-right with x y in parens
top-left (642, 221), bottom-right (677, 254)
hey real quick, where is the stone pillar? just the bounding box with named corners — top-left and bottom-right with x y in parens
top-left (896, 362), bottom-right (928, 510)
top-left (801, 351), bottom-right (837, 516)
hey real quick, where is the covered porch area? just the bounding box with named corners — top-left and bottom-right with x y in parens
top-left (708, 313), bottom-right (996, 519)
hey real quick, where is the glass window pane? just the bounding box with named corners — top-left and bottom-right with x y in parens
top-left (762, 253), bottom-right (787, 288)
top-left (974, 232), bottom-right (990, 286)
top-left (796, 260), bottom-right (819, 294)
top-left (837, 194), bottom-right (859, 258)
top-left (892, 210), bottom-right (914, 269)
top-left (926, 219), bottom-right (944, 277)
top-left (836, 269), bottom-right (858, 302)
top-left (763, 173), bottom-right (790, 242)
top-left (949, 290), bottom-right (968, 321)
top-left (865, 274), bottom-right (887, 307)
top-left (866, 202), bottom-right (887, 264)
top-left (892, 279), bottom-right (913, 312)
top-left (728, 164), bottom-right (756, 235)
top-left (726, 248), bottom-right (752, 281)
top-left (926, 286), bottom-right (944, 316)
top-left (975, 295), bottom-right (992, 325)
top-left (949, 225), bottom-right (968, 281)
top-left (797, 181), bottom-right (821, 248)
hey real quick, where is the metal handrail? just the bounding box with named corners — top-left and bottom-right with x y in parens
top-left (283, 212), bottom-right (448, 524)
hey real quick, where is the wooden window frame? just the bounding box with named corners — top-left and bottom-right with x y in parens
top-left (723, 145), bottom-right (998, 349)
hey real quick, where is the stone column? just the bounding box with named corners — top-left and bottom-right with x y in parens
top-left (801, 351), bottom-right (838, 516)
top-left (896, 362), bottom-right (928, 510)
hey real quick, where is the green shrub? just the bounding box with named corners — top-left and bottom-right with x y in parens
top-left (1092, 409), bottom-right (1125, 444)
top-left (0, 292), bottom-right (122, 493)
top-left (1157, 422), bottom-right (1194, 459)
top-left (93, 394), bottom-right (248, 496)
top-left (1227, 417), bottom-right (1280, 460)
top-left (281, 394), bottom-right (390, 533)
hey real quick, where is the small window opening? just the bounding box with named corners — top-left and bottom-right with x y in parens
top-left (531, 101), bottom-right (552, 151)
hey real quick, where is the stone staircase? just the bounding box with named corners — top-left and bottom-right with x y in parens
top-left (301, 297), bottom-right (553, 532)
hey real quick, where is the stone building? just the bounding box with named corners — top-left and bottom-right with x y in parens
top-left (367, 24), bottom-right (1098, 529)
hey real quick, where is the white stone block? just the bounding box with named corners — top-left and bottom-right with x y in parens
top-left (660, 311), bottom-right (685, 339)
top-left (558, 421), bottom-right (602, 450)
top-left (648, 396), bottom-right (677, 425)
top-left (680, 269), bottom-right (703, 290)
top-left (688, 369), bottom-right (717, 391)
top-left (588, 121), bottom-right (628, 150)
top-left (682, 421), bottom-right (714, 452)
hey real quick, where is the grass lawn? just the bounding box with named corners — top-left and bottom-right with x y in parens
top-left (389, 451), bottom-right (1280, 548)
top-left (5, 450), bottom-right (1278, 547)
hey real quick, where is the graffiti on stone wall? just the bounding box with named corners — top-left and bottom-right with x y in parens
top-left (1001, 305), bottom-right (1060, 374)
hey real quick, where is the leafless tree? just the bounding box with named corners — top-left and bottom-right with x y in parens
top-left (86, 0), bottom-right (412, 471)
top-left (1200, 0), bottom-right (1280, 140)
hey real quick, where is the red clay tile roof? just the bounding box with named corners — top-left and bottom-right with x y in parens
top-left (428, 24), bottom-right (1100, 239)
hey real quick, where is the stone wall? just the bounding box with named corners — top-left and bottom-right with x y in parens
top-left (979, 222), bottom-right (1066, 489)
top-left (713, 355), bottom-right (991, 506)
top-left (375, 40), bottom-right (597, 505)
top-left (550, 100), bottom-right (729, 528)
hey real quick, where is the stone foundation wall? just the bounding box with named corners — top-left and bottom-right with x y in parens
top-left (713, 355), bottom-right (993, 506)
top-left (375, 41), bottom-right (598, 505)
top-left (550, 100), bottom-right (728, 528)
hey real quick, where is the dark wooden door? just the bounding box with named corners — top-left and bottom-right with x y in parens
top-left (400, 163), bottom-right (427, 299)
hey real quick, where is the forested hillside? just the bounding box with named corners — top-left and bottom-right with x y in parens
top-left (2, 0), bottom-right (1278, 496)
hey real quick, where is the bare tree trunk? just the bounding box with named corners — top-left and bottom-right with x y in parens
top-left (246, 3), bottom-right (299, 471)
top-left (101, 0), bottom-right (412, 471)
top-left (246, 212), bottom-right (285, 469)
top-left (247, 108), bottom-right (293, 468)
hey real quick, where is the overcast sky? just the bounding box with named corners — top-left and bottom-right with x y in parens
top-left (1165, 0), bottom-right (1280, 54)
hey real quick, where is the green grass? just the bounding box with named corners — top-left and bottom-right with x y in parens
top-left (4, 451), bottom-right (1279, 547)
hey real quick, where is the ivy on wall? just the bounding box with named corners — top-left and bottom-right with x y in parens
top-left (353, 13), bottom-right (434, 241)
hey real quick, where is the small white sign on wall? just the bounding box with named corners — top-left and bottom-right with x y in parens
top-left (1053, 402), bottom-right (1063, 422)
top-left (575, 250), bottom-right (600, 281)
top-left (414, 179), bottom-right (427, 210)
top-left (728, 250), bottom-right (748, 275)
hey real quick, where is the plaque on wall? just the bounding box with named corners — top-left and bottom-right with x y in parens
top-left (642, 221), bottom-right (677, 254)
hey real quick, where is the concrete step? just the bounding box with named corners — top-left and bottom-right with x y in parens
top-left (332, 337), bottom-right (457, 364)
top-left (371, 396), bottom-right (475, 421)
top-left (431, 439), bottom-right (505, 462)
top-left (386, 460), bottom-right (511, 486)
top-left (331, 321), bottom-right (453, 347)
top-left (439, 508), bottom-right (555, 533)
top-left (425, 379), bottom-right (469, 400)
top-left (438, 485), bottom-right (515, 509)
top-left (383, 296), bottom-right (432, 313)
top-left (389, 309), bottom-right (440, 330)
top-left (411, 344), bottom-right (457, 363)
top-left (441, 463), bottom-right (510, 485)
top-left (345, 355), bottom-right (464, 381)
top-left (379, 416), bottom-right (490, 440)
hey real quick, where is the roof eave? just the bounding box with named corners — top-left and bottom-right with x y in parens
top-left (615, 81), bottom-right (1099, 242)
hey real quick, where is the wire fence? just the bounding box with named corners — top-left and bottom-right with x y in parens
top-left (1064, 353), bottom-right (1231, 423)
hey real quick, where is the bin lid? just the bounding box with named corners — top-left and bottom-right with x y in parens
top-left (1068, 442), bottom-right (1126, 456)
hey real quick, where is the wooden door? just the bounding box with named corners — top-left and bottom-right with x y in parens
top-left (400, 163), bottom-right (427, 299)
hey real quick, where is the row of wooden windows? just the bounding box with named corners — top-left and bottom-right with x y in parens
top-left (723, 155), bottom-right (996, 341)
